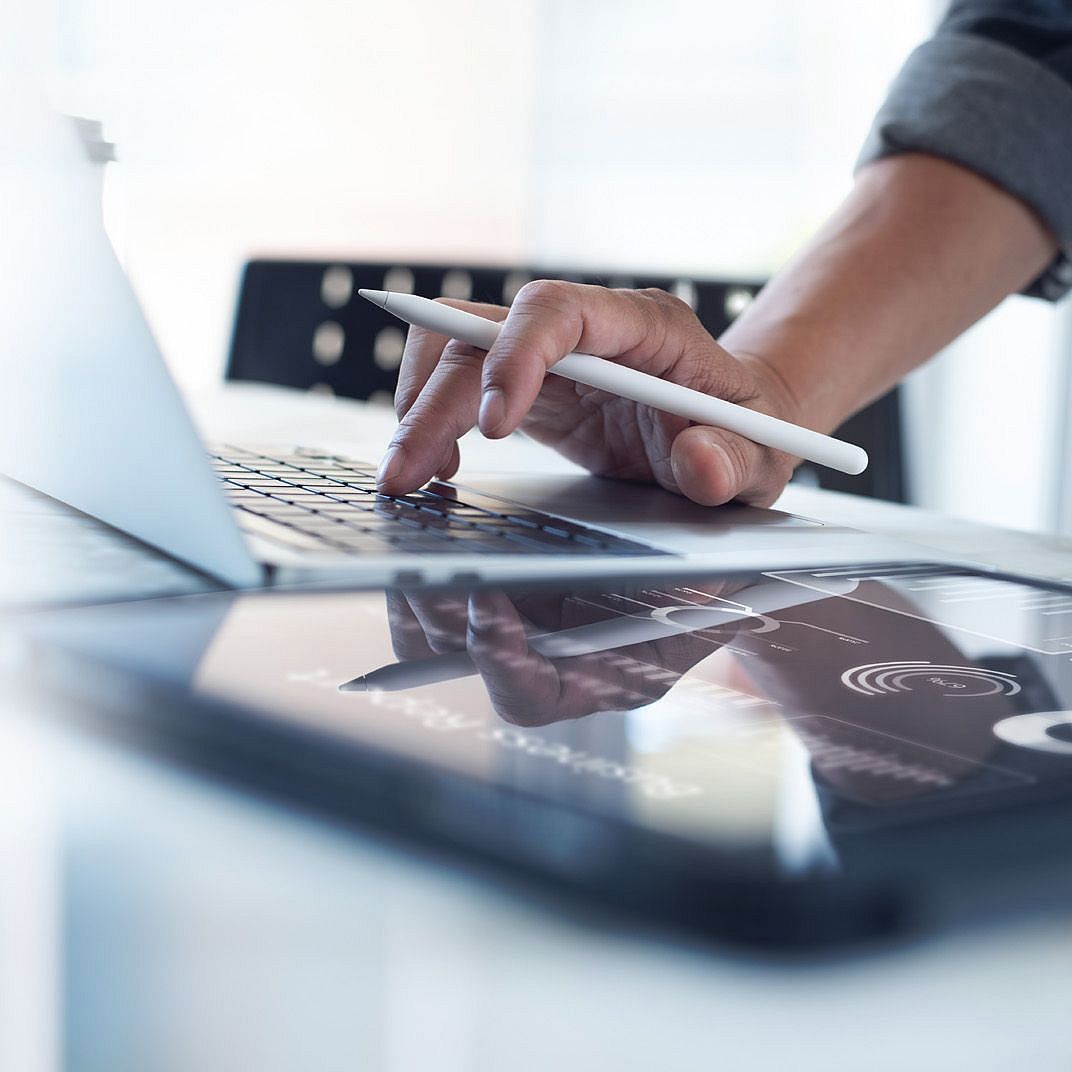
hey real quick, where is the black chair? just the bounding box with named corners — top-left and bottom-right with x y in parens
top-left (227, 259), bottom-right (906, 502)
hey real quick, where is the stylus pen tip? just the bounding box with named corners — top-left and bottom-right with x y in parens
top-left (337, 676), bottom-right (368, 692)
top-left (357, 289), bottom-right (389, 309)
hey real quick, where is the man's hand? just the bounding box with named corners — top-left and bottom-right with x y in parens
top-left (376, 156), bottom-right (1059, 511)
top-left (376, 280), bottom-right (803, 508)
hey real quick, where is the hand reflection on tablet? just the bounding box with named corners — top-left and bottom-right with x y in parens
top-left (369, 573), bottom-right (1047, 811)
top-left (382, 583), bottom-right (749, 726)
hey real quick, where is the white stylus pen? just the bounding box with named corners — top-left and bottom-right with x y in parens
top-left (358, 288), bottom-right (868, 476)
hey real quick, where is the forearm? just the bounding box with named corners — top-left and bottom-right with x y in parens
top-left (719, 152), bottom-right (1058, 434)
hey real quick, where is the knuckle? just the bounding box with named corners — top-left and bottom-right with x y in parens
top-left (684, 352), bottom-right (729, 397)
top-left (515, 277), bottom-right (567, 302)
top-left (513, 277), bottom-right (577, 313)
top-left (680, 338), bottom-right (747, 397)
top-left (637, 285), bottom-right (673, 306)
top-left (630, 289), bottom-right (674, 354)
top-left (437, 340), bottom-right (484, 372)
top-left (639, 286), bottom-right (693, 321)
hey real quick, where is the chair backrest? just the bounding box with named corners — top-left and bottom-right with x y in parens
top-left (227, 259), bottom-right (906, 502)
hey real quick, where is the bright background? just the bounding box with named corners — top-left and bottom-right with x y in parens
top-left (9, 0), bottom-right (1072, 532)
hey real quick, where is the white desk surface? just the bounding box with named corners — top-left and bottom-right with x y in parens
top-left (3, 385), bottom-right (1072, 1072)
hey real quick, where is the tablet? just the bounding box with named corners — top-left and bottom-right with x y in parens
top-left (22, 561), bottom-right (1072, 947)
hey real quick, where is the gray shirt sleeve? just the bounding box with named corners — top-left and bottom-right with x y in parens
top-left (858, 7), bottom-right (1072, 300)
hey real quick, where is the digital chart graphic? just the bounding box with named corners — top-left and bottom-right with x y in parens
top-left (841, 661), bottom-right (1021, 699)
top-left (769, 565), bottom-right (1072, 655)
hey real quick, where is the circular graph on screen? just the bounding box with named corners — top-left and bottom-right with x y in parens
top-left (841, 661), bottom-right (1021, 699)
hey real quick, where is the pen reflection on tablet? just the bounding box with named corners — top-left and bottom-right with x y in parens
top-left (365, 582), bottom-right (758, 727)
top-left (338, 577), bottom-right (864, 730)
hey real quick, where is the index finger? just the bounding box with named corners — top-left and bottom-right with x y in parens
top-left (395, 298), bottom-right (510, 419)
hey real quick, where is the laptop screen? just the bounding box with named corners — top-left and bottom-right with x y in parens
top-left (0, 98), bottom-right (259, 586)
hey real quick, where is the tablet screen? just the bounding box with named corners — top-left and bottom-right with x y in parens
top-left (31, 562), bottom-right (1072, 876)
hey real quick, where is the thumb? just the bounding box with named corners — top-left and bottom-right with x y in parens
top-left (669, 422), bottom-right (795, 508)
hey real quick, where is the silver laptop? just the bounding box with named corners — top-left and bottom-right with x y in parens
top-left (0, 100), bottom-right (914, 589)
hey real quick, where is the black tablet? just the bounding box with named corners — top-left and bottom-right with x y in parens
top-left (21, 561), bottom-right (1072, 947)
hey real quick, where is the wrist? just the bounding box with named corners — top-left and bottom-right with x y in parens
top-left (728, 333), bottom-right (855, 438)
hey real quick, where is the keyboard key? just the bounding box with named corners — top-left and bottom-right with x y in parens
top-left (420, 502), bottom-right (495, 519)
top-left (329, 536), bottom-right (399, 553)
top-left (314, 504), bottom-right (372, 516)
top-left (373, 501), bottom-right (427, 521)
top-left (299, 468), bottom-right (373, 479)
top-left (234, 512), bottom-right (330, 551)
top-left (277, 494), bottom-right (333, 505)
top-left (258, 504), bottom-right (315, 516)
top-left (236, 480), bottom-right (302, 491)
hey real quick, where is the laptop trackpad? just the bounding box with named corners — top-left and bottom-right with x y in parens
top-left (457, 473), bottom-right (825, 551)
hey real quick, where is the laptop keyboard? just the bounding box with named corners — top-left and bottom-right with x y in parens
top-left (209, 446), bottom-right (666, 557)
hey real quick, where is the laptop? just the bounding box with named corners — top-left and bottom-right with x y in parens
top-left (0, 97), bottom-right (916, 589)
